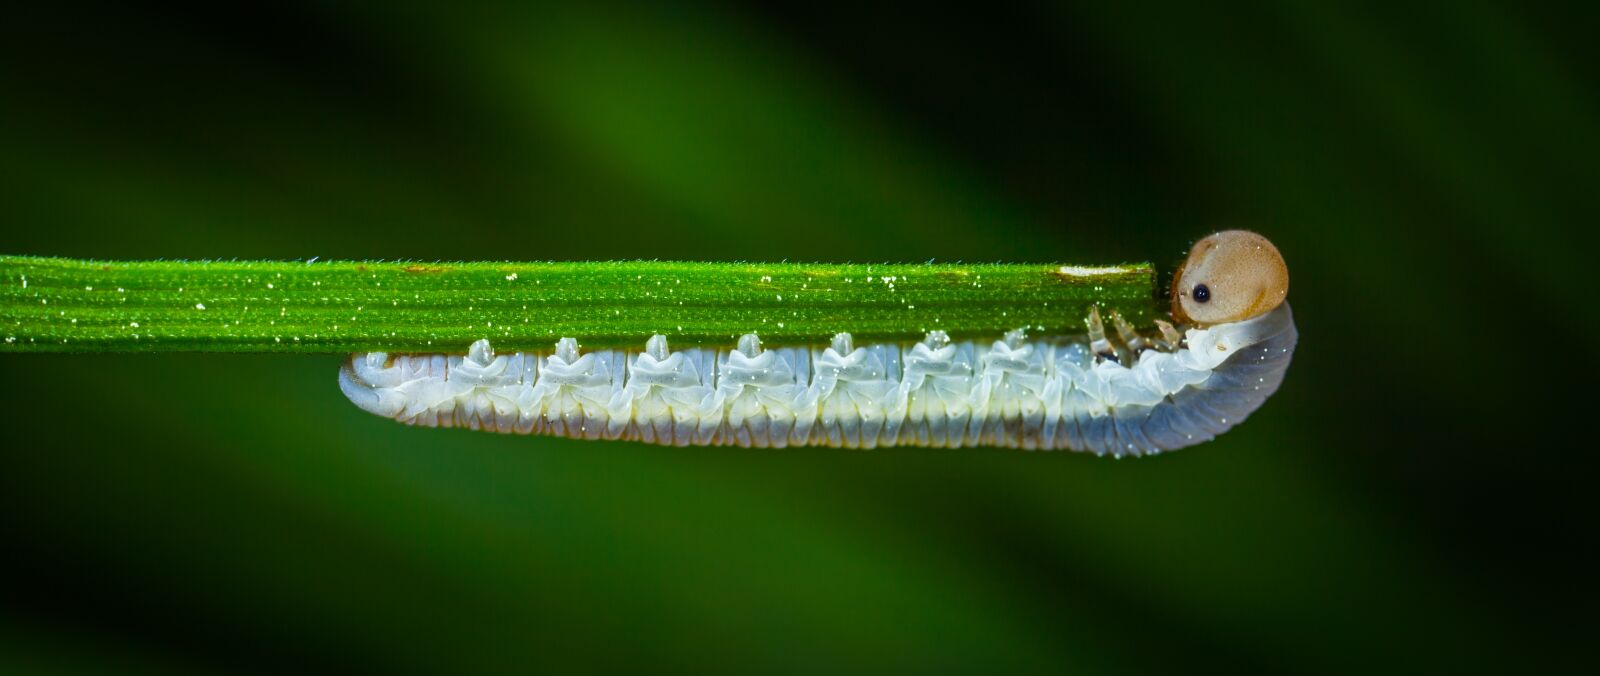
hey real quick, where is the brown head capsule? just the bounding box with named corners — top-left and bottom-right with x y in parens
top-left (1171, 230), bottom-right (1289, 326)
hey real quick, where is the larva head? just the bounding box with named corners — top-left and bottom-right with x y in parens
top-left (1171, 230), bottom-right (1289, 325)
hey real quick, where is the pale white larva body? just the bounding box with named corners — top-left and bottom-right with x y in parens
top-left (338, 304), bottom-right (1296, 455)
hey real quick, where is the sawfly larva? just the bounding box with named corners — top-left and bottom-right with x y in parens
top-left (339, 231), bottom-right (1297, 455)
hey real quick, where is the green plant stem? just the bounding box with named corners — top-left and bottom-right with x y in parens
top-left (0, 256), bottom-right (1156, 353)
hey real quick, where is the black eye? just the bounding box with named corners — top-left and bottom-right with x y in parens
top-left (1192, 284), bottom-right (1211, 303)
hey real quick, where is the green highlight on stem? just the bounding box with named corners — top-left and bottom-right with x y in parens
top-left (1, 256), bottom-right (1156, 353)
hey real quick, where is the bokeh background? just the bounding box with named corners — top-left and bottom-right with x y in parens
top-left (2, 2), bottom-right (1593, 673)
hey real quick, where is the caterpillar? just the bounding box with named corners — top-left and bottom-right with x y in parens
top-left (338, 231), bottom-right (1297, 455)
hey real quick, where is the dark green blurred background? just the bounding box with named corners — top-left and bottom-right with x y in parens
top-left (2, 2), bottom-right (1593, 673)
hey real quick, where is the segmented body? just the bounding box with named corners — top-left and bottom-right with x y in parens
top-left (339, 304), bottom-right (1296, 455)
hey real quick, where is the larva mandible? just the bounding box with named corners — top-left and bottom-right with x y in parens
top-left (339, 231), bottom-right (1297, 455)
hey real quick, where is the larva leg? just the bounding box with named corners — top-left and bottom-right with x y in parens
top-left (1152, 319), bottom-right (1183, 351)
top-left (1085, 306), bottom-right (1119, 363)
top-left (1110, 310), bottom-right (1148, 356)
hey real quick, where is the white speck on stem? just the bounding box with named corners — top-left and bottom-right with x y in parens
top-left (1057, 265), bottom-right (1128, 277)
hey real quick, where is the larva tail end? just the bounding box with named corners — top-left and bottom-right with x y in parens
top-left (339, 354), bottom-right (403, 419)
